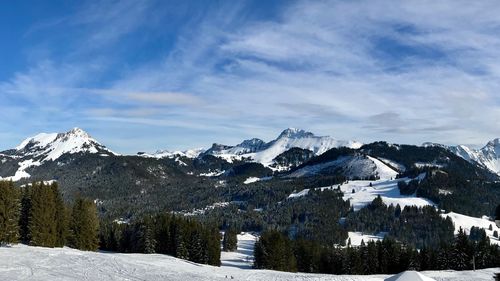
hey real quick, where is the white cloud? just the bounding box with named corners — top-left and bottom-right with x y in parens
top-left (3, 0), bottom-right (500, 152)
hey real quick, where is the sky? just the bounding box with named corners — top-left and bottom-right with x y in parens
top-left (1, 0), bottom-right (500, 153)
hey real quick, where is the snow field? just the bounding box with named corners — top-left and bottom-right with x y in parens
top-left (0, 245), bottom-right (497, 281)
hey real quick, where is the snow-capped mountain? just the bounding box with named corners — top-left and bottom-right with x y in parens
top-left (0, 128), bottom-right (114, 181)
top-left (435, 138), bottom-right (500, 175)
top-left (204, 128), bottom-right (363, 168)
top-left (143, 148), bottom-right (205, 159)
top-left (11, 128), bottom-right (114, 161)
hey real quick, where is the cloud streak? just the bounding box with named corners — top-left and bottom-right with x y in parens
top-left (1, 0), bottom-right (500, 152)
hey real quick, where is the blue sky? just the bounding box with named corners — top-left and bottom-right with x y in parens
top-left (1, 0), bottom-right (500, 153)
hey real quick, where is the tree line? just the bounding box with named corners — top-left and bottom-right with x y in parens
top-left (0, 180), bottom-right (222, 266)
top-left (99, 213), bottom-right (221, 266)
top-left (254, 228), bottom-right (500, 274)
top-left (0, 181), bottom-right (99, 250)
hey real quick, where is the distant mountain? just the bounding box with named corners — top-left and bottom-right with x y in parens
top-left (142, 148), bottom-right (205, 159)
top-left (0, 127), bottom-right (498, 222)
top-left (0, 128), bottom-right (114, 181)
top-left (426, 139), bottom-right (500, 176)
top-left (203, 128), bottom-right (363, 169)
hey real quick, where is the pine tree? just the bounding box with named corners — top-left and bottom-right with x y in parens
top-left (0, 181), bottom-right (20, 244)
top-left (29, 182), bottom-right (57, 247)
top-left (68, 198), bottom-right (99, 251)
top-left (452, 228), bottom-right (471, 270)
top-left (51, 183), bottom-right (68, 247)
top-left (222, 228), bottom-right (238, 252)
top-left (139, 216), bottom-right (156, 254)
top-left (18, 186), bottom-right (32, 243)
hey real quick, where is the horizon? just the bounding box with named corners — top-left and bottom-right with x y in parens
top-left (2, 1), bottom-right (500, 153)
top-left (2, 126), bottom-right (493, 154)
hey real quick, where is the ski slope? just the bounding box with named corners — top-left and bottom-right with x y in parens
top-left (441, 212), bottom-right (500, 245)
top-left (337, 177), bottom-right (434, 211)
top-left (0, 245), bottom-right (497, 281)
top-left (221, 232), bottom-right (258, 269)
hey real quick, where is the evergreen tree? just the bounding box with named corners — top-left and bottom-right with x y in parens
top-left (29, 182), bottom-right (57, 247)
top-left (68, 198), bottom-right (99, 251)
top-left (139, 216), bottom-right (156, 254)
top-left (18, 186), bottom-right (32, 244)
top-left (254, 230), bottom-right (296, 272)
top-left (222, 228), bottom-right (238, 252)
top-left (0, 181), bottom-right (20, 244)
top-left (51, 183), bottom-right (68, 247)
top-left (451, 228), bottom-right (472, 270)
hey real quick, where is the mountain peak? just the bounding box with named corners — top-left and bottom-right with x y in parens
top-left (485, 138), bottom-right (500, 148)
top-left (278, 128), bottom-right (315, 139)
top-left (66, 127), bottom-right (91, 137)
top-left (13, 128), bottom-right (112, 161)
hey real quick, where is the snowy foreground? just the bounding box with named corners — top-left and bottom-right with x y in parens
top-left (0, 245), bottom-right (497, 281)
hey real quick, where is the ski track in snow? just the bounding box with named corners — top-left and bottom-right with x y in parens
top-left (0, 245), bottom-right (497, 281)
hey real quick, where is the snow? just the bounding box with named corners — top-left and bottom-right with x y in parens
top-left (367, 156), bottom-right (398, 179)
top-left (4, 128), bottom-right (113, 181)
top-left (289, 174), bottom-right (433, 212)
top-left (251, 129), bottom-right (362, 166)
top-left (177, 202), bottom-right (230, 216)
top-left (378, 158), bottom-right (406, 172)
top-left (338, 177), bottom-right (434, 211)
top-left (0, 159), bottom-right (41, 181)
top-left (287, 159), bottom-right (429, 212)
top-left (221, 232), bottom-right (258, 269)
top-left (441, 212), bottom-right (500, 245)
top-left (199, 170), bottom-right (225, 177)
top-left (288, 189), bottom-right (310, 199)
top-left (0, 245), bottom-right (497, 281)
top-left (16, 128), bottom-right (109, 162)
top-left (243, 176), bottom-right (272, 184)
top-left (144, 148), bottom-right (205, 159)
top-left (289, 155), bottom-right (398, 180)
top-left (208, 128), bottom-right (362, 168)
top-left (447, 139), bottom-right (500, 175)
top-left (384, 271), bottom-right (436, 281)
top-left (347, 232), bottom-right (386, 246)
top-left (244, 177), bottom-right (260, 184)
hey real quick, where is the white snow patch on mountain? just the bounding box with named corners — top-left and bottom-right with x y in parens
top-left (288, 189), bottom-right (310, 199)
top-left (289, 154), bottom-right (398, 180)
top-left (243, 176), bottom-right (272, 184)
top-left (144, 148), bottom-right (205, 159)
top-left (441, 212), bottom-right (500, 245)
top-left (0, 245), bottom-right (497, 281)
top-left (289, 174), bottom-right (432, 211)
top-left (199, 170), bottom-right (225, 177)
top-left (347, 232), bottom-right (386, 246)
top-left (338, 177), bottom-right (433, 211)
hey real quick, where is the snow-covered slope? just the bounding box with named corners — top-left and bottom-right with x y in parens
top-left (143, 148), bottom-right (205, 159)
top-left (221, 232), bottom-right (258, 269)
top-left (288, 154), bottom-right (398, 180)
top-left (0, 128), bottom-right (113, 181)
top-left (12, 128), bottom-right (113, 161)
top-left (0, 245), bottom-right (496, 281)
top-left (441, 212), bottom-right (500, 245)
top-left (206, 128), bottom-right (362, 168)
top-left (289, 173), bottom-right (431, 211)
top-left (439, 138), bottom-right (500, 175)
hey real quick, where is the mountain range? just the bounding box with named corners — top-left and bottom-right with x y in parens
top-left (0, 127), bottom-right (499, 220)
top-left (2, 127), bottom-right (500, 182)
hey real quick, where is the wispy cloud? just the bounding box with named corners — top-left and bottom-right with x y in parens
top-left (2, 0), bottom-right (500, 152)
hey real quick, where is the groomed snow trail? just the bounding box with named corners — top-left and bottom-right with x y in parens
top-left (0, 245), bottom-right (497, 281)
